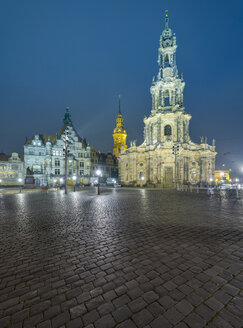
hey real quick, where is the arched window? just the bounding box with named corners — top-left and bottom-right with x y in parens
top-left (164, 90), bottom-right (170, 106)
top-left (164, 125), bottom-right (172, 136)
top-left (164, 54), bottom-right (170, 68)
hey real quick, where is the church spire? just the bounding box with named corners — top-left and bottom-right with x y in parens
top-left (150, 11), bottom-right (185, 111)
top-left (165, 10), bottom-right (169, 29)
top-left (112, 95), bottom-right (127, 158)
top-left (118, 94), bottom-right (121, 114)
top-left (63, 107), bottom-right (72, 125)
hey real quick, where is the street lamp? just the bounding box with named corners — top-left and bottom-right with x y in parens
top-left (63, 123), bottom-right (74, 195)
top-left (209, 178), bottom-right (214, 187)
top-left (96, 169), bottom-right (102, 195)
top-left (72, 175), bottom-right (77, 192)
top-left (18, 178), bottom-right (22, 193)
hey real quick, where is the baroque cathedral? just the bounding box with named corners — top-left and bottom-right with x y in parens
top-left (119, 12), bottom-right (216, 187)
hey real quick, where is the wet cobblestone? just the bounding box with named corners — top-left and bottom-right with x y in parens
top-left (0, 188), bottom-right (242, 327)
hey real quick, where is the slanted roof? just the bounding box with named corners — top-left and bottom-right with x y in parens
top-left (25, 124), bottom-right (88, 148)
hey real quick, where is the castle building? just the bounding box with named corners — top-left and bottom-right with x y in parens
top-left (24, 108), bottom-right (91, 186)
top-left (24, 108), bottom-right (118, 187)
top-left (119, 12), bottom-right (216, 187)
top-left (112, 96), bottom-right (127, 158)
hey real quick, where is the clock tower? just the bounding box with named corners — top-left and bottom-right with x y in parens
top-left (112, 95), bottom-right (127, 158)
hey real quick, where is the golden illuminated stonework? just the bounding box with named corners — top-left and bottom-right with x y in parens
top-left (119, 12), bottom-right (217, 187)
top-left (112, 96), bottom-right (127, 158)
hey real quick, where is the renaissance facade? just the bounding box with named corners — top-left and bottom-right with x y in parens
top-left (119, 12), bottom-right (216, 187)
top-left (24, 108), bottom-right (91, 186)
top-left (24, 108), bottom-right (118, 186)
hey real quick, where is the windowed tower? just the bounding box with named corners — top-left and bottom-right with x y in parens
top-left (119, 11), bottom-right (216, 187)
top-left (112, 95), bottom-right (127, 158)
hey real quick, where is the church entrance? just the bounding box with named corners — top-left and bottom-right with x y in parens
top-left (164, 167), bottom-right (173, 187)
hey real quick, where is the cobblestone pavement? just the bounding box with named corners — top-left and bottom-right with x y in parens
top-left (0, 188), bottom-right (242, 328)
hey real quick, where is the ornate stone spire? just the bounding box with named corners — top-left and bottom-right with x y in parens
top-left (112, 95), bottom-right (127, 157)
top-left (165, 10), bottom-right (169, 29)
top-left (63, 107), bottom-right (72, 125)
top-left (118, 94), bottom-right (121, 114)
top-left (150, 11), bottom-right (185, 112)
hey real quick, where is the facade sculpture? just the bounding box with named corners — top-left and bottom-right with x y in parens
top-left (119, 11), bottom-right (216, 187)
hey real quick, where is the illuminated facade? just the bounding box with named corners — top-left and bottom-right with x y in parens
top-left (24, 108), bottom-right (91, 186)
top-left (90, 149), bottom-right (118, 183)
top-left (119, 12), bottom-right (217, 187)
top-left (215, 170), bottom-right (232, 184)
top-left (0, 153), bottom-right (25, 186)
top-left (112, 97), bottom-right (127, 158)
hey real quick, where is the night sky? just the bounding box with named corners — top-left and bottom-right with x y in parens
top-left (0, 0), bottom-right (242, 176)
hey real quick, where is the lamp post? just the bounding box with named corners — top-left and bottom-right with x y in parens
top-left (209, 178), bottom-right (214, 186)
top-left (72, 175), bottom-right (77, 192)
top-left (172, 144), bottom-right (179, 189)
top-left (63, 126), bottom-right (73, 194)
top-left (18, 178), bottom-right (22, 193)
top-left (96, 169), bottom-right (102, 195)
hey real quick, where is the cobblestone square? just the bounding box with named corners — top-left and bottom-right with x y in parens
top-left (0, 188), bottom-right (242, 327)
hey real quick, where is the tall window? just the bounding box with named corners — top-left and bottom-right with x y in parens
top-left (55, 169), bottom-right (60, 175)
top-left (164, 54), bottom-right (170, 68)
top-left (80, 162), bottom-right (84, 168)
top-left (164, 90), bottom-right (170, 106)
top-left (55, 159), bottom-right (60, 167)
top-left (164, 125), bottom-right (172, 136)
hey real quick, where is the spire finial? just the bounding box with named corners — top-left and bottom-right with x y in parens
top-left (63, 106), bottom-right (72, 125)
top-left (165, 10), bottom-right (169, 29)
top-left (118, 94), bottom-right (121, 114)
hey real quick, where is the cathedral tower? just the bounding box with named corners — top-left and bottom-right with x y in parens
top-left (145, 10), bottom-right (191, 146)
top-left (119, 11), bottom-right (216, 187)
top-left (112, 95), bottom-right (127, 158)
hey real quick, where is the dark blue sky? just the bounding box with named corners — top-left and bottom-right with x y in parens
top-left (0, 0), bottom-right (242, 174)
